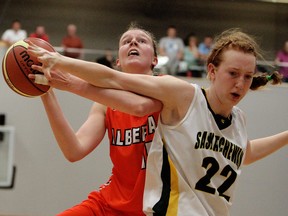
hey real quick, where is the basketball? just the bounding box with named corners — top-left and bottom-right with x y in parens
top-left (2, 37), bottom-right (55, 97)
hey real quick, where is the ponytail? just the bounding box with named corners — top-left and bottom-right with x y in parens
top-left (250, 71), bottom-right (282, 90)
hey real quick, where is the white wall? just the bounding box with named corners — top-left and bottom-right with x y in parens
top-left (232, 85), bottom-right (288, 216)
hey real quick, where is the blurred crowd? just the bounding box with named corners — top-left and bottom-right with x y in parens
top-left (1, 20), bottom-right (288, 82)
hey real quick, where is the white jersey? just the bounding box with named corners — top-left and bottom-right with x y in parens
top-left (143, 84), bottom-right (248, 216)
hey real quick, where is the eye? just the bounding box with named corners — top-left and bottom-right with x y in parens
top-left (124, 39), bottom-right (131, 44)
top-left (138, 39), bottom-right (146, 43)
top-left (229, 71), bottom-right (238, 77)
top-left (121, 39), bottom-right (130, 45)
top-left (245, 74), bottom-right (253, 81)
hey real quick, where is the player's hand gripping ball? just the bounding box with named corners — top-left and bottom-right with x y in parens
top-left (2, 37), bottom-right (55, 97)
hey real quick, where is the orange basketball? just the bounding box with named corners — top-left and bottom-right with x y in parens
top-left (2, 37), bottom-right (55, 97)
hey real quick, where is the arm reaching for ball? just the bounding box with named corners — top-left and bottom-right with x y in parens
top-left (27, 40), bottom-right (163, 117)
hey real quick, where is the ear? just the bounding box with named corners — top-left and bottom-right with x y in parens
top-left (207, 63), bottom-right (216, 80)
top-left (116, 58), bottom-right (121, 67)
top-left (152, 56), bottom-right (158, 68)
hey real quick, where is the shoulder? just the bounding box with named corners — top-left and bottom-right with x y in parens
top-left (2, 29), bottom-right (12, 35)
top-left (3, 29), bottom-right (12, 33)
top-left (232, 106), bottom-right (246, 124)
top-left (198, 43), bottom-right (205, 49)
top-left (90, 102), bottom-right (107, 115)
top-left (159, 37), bottom-right (168, 43)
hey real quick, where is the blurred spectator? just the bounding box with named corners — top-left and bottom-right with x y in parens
top-left (158, 25), bottom-right (184, 75)
top-left (181, 33), bottom-right (201, 76)
top-left (1, 19), bottom-right (27, 47)
top-left (198, 35), bottom-right (213, 64)
top-left (61, 24), bottom-right (83, 59)
top-left (275, 40), bottom-right (288, 82)
top-left (96, 49), bottom-right (115, 69)
top-left (29, 25), bottom-right (49, 42)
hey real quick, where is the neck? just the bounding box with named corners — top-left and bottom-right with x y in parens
top-left (205, 88), bottom-right (232, 118)
top-left (123, 67), bottom-right (153, 75)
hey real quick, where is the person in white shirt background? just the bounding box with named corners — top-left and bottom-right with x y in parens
top-left (1, 19), bottom-right (27, 47)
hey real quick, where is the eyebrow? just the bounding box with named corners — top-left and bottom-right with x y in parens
top-left (229, 67), bottom-right (255, 74)
top-left (120, 33), bottom-right (150, 42)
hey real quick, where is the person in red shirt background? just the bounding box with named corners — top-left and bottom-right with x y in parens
top-left (61, 24), bottom-right (83, 59)
top-left (29, 25), bottom-right (49, 42)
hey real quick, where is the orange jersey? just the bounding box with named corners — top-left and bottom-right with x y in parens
top-left (99, 107), bottom-right (160, 215)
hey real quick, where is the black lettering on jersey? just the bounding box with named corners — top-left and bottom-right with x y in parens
top-left (218, 137), bottom-right (225, 152)
top-left (195, 131), bottom-right (202, 149)
top-left (200, 131), bottom-right (207, 148)
top-left (213, 135), bottom-right (220, 152)
top-left (194, 131), bottom-right (244, 168)
top-left (206, 132), bottom-right (214, 150)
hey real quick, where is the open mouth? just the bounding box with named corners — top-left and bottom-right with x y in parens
top-left (231, 92), bottom-right (240, 100)
top-left (128, 50), bottom-right (139, 56)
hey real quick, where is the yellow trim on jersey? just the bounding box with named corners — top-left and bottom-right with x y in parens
top-left (166, 156), bottom-right (179, 215)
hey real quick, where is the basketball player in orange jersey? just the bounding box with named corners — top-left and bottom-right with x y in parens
top-left (29, 23), bottom-right (162, 215)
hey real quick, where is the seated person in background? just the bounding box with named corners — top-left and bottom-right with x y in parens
top-left (275, 40), bottom-right (288, 82)
top-left (198, 35), bottom-right (213, 65)
top-left (158, 25), bottom-right (184, 75)
top-left (61, 24), bottom-right (83, 59)
top-left (1, 19), bottom-right (27, 47)
top-left (181, 33), bottom-right (202, 76)
top-left (29, 25), bottom-right (49, 42)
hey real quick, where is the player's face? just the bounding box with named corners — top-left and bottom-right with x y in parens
top-left (117, 29), bottom-right (157, 74)
top-left (209, 49), bottom-right (255, 108)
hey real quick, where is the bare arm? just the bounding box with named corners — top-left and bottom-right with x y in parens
top-left (28, 44), bottom-right (195, 125)
top-left (41, 90), bottom-right (106, 162)
top-left (38, 70), bottom-right (163, 116)
top-left (244, 131), bottom-right (288, 165)
top-left (52, 62), bottom-right (193, 125)
top-left (38, 70), bottom-right (163, 162)
top-left (28, 43), bottom-right (189, 103)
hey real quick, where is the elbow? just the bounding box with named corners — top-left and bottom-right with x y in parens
top-left (65, 155), bottom-right (79, 163)
top-left (132, 101), bottom-right (162, 117)
top-left (66, 157), bottom-right (79, 163)
top-left (63, 152), bottom-right (83, 163)
top-left (130, 105), bottom-right (149, 117)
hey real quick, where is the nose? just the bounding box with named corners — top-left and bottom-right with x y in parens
top-left (235, 76), bottom-right (245, 90)
top-left (129, 38), bottom-right (138, 46)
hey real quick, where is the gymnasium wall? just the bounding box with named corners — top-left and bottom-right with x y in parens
top-left (0, 1), bottom-right (287, 215)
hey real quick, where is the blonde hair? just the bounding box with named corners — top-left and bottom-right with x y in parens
top-left (207, 28), bottom-right (282, 90)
